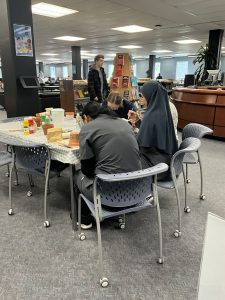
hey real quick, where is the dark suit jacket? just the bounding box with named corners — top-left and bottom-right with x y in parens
top-left (88, 66), bottom-right (109, 102)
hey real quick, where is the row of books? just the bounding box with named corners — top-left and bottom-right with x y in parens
top-left (74, 89), bottom-right (89, 98)
top-left (112, 75), bottom-right (138, 88)
top-left (123, 89), bottom-right (139, 99)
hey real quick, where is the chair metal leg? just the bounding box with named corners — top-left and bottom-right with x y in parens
top-left (78, 195), bottom-right (85, 240)
top-left (198, 152), bottom-right (205, 200)
top-left (43, 171), bottom-right (50, 228)
top-left (153, 177), bottom-right (163, 264)
top-left (186, 164), bottom-right (191, 183)
top-left (8, 161), bottom-right (14, 216)
top-left (172, 170), bottom-right (181, 237)
top-left (14, 164), bottom-right (19, 186)
top-left (95, 208), bottom-right (108, 287)
top-left (27, 173), bottom-right (33, 197)
top-left (183, 166), bottom-right (190, 213)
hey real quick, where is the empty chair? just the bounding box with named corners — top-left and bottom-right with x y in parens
top-left (182, 123), bottom-right (213, 212)
top-left (8, 140), bottom-right (68, 227)
top-left (77, 163), bottom-right (168, 287)
top-left (157, 137), bottom-right (201, 237)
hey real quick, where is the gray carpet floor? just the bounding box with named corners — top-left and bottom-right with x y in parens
top-left (0, 109), bottom-right (225, 300)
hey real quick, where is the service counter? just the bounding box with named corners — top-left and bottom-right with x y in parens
top-left (171, 87), bottom-right (225, 138)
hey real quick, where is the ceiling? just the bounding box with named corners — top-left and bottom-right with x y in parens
top-left (17, 0), bottom-right (225, 62)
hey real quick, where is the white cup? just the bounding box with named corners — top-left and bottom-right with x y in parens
top-left (50, 108), bottom-right (64, 128)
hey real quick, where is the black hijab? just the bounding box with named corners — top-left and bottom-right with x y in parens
top-left (137, 81), bottom-right (178, 155)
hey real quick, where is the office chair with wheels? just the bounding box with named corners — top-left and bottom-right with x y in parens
top-left (8, 140), bottom-right (68, 227)
top-left (157, 137), bottom-right (201, 237)
top-left (182, 123), bottom-right (213, 211)
top-left (77, 163), bottom-right (168, 287)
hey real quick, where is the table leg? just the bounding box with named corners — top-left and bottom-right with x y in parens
top-left (70, 164), bottom-right (77, 231)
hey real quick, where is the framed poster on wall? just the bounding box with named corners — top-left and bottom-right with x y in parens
top-left (13, 24), bottom-right (33, 57)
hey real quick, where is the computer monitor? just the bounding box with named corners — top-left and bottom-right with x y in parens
top-left (20, 76), bottom-right (40, 88)
top-left (206, 70), bottom-right (219, 82)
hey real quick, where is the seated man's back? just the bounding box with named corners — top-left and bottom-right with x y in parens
top-left (79, 112), bottom-right (141, 175)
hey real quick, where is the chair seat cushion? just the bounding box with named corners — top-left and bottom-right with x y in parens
top-left (81, 194), bottom-right (152, 221)
top-left (183, 153), bottom-right (198, 164)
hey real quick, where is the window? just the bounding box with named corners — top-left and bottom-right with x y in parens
top-left (176, 61), bottom-right (188, 81)
top-left (154, 62), bottom-right (161, 79)
top-left (132, 63), bottom-right (137, 76)
top-left (108, 64), bottom-right (114, 78)
top-left (63, 66), bottom-right (68, 78)
top-left (49, 66), bottom-right (56, 79)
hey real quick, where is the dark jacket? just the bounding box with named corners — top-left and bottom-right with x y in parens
top-left (88, 65), bottom-right (109, 102)
top-left (102, 99), bottom-right (137, 119)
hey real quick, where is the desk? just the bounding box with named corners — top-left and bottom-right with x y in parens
top-left (0, 118), bottom-right (80, 230)
top-left (171, 88), bottom-right (225, 137)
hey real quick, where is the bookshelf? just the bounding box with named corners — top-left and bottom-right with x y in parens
top-left (110, 53), bottom-right (139, 102)
top-left (60, 80), bottom-right (89, 112)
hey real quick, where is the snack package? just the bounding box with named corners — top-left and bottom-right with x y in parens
top-left (46, 128), bottom-right (62, 142)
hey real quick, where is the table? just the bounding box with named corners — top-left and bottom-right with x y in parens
top-left (0, 117), bottom-right (80, 230)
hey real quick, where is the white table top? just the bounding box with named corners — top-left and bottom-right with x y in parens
top-left (197, 212), bottom-right (225, 300)
top-left (0, 118), bottom-right (81, 166)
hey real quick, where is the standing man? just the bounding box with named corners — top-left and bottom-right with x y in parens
top-left (88, 54), bottom-right (109, 102)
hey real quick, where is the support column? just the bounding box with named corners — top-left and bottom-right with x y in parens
top-left (82, 59), bottom-right (88, 80)
top-left (0, 0), bottom-right (40, 117)
top-left (207, 29), bottom-right (224, 70)
top-left (71, 46), bottom-right (81, 80)
top-left (38, 62), bottom-right (44, 74)
top-left (148, 55), bottom-right (156, 79)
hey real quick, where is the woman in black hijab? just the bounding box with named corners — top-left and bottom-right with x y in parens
top-left (129, 81), bottom-right (178, 180)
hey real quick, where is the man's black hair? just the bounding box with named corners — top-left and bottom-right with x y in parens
top-left (81, 101), bottom-right (117, 119)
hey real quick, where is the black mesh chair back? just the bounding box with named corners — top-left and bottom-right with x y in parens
top-left (184, 74), bottom-right (195, 87)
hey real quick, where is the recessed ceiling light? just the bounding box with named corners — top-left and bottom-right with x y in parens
top-left (53, 36), bottom-right (86, 41)
top-left (119, 45), bottom-right (142, 49)
top-left (40, 53), bottom-right (59, 56)
top-left (173, 39), bottom-right (201, 44)
top-left (112, 25), bottom-right (152, 33)
top-left (152, 50), bottom-right (172, 53)
top-left (32, 2), bottom-right (78, 18)
top-left (160, 56), bottom-right (173, 59)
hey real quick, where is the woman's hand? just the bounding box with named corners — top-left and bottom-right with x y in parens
top-left (128, 110), bottom-right (140, 127)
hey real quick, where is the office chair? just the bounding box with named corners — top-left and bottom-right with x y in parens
top-left (182, 123), bottom-right (213, 212)
top-left (157, 137), bottom-right (201, 237)
top-left (78, 163), bottom-right (168, 287)
top-left (8, 140), bottom-right (67, 227)
top-left (184, 74), bottom-right (195, 87)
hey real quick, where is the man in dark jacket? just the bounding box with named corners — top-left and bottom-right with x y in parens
top-left (88, 54), bottom-right (109, 102)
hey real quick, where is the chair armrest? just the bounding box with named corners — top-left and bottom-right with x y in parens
top-left (96, 163), bottom-right (169, 182)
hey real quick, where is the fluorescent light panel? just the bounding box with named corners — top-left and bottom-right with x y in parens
top-left (40, 53), bottom-right (58, 56)
top-left (174, 39), bottom-right (201, 44)
top-left (112, 25), bottom-right (152, 33)
top-left (152, 50), bottom-right (172, 53)
top-left (54, 36), bottom-right (86, 41)
top-left (32, 2), bottom-right (78, 18)
top-left (119, 45), bottom-right (142, 49)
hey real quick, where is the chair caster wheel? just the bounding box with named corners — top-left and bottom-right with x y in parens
top-left (200, 194), bottom-right (206, 200)
top-left (184, 206), bottom-right (191, 213)
top-left (100, 277), bottom-right (109, 288)
top-left (173, 230), bottom-right (181, 238)
top-left (27, 191), bottom-right (32, 197)
top-left (44, 221), bottom-right (50, 228)
top-left (8, 208), bottom-right (14, 215)
top-left (157, 257), bottom-right (164, 264)
top-left (79, 233), bottom-right (86, 241)
top-left (119, 223), bottom-right (125, 229)
top-left (186, 179), bottom-right (191, 184)
top-left (118, 216), bottom-right (123, 223)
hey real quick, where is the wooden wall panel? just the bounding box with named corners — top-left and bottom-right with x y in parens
top-left (178, 103), bottom-right (215, 125)
top-left (214, 107), bottom-right (225, 126)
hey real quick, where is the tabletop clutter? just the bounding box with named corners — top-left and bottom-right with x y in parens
top-left (21, 107), bottom-right (83, 148)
